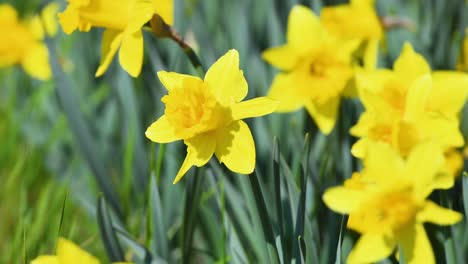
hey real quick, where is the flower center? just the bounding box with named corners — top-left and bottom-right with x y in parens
top-left (163, 82), bottom-right (229, 139)
top-left (348, 185), bottom-right (420, 234)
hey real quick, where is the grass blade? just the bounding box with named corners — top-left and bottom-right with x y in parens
top-left (248, 171), bottom-right (280, 262)
top-left (46, 39), bottom-right (122, 216)
top-left (292, 134), bottom-right (310, 263)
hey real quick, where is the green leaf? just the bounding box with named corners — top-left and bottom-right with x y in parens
top-left (97, 196), bottom-right (124, 262)
top-left (292, 134), bottom-right (310, 263)
top-left (148, 173), bottom-right (169, 260)
top-left (46, 39), bottom-right (122, 217)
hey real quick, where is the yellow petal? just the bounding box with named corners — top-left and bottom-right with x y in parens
top-left (404, 143), bottom-right (445, 197)
top-left (57, 238), bottom-right (100, 264)
top-left (262, 45), bottom-right (300, 71)
top-left (355, 70), bottom-right (395, 113)
top-left (127, 0), bottom-right (156, 33)
top-left (204, 49), bottom-right (248, 105)
top-left (28, 16), bottom-right (45, 40)
top-left (417, 201), bottom-right (462, 225)
top-left (394, 42), bottom-right (431, 82)
top-left (173, 133), bottom-right (215, 184)
top-left (41, 2), bottom-right (60, 37)
top-left (0, 4), bottom-right (18, 24)
top-left (267, 73), bottom-right (306, 112)
top-left (363, 141), bottom-right (405, 184)
top-left (322, 186), bottom-right (366, 214)
top-left (31, 256), bottom-right (59, 264)
top-left (157, 71), bottom-right (203, 92)
top-left (403, 74), bottom-right (431, 122)
top-left (350, 138), bottom-right (368, 158)
top-left (215, 120), bottom-right (255, 174)
top-left (364, 38), bottom-right (379, 70)
top-left (349, 112), bottom-right (374, 137)
top-left (230, 97), bottom-right (278, 120)
top-left (154, 0), bottom-right (174, 25)
top-left (58, 7), bottom-right (80, 34)
top-left (95, 29), bottom-right (124, 77)
top-left (22, 43), bottom-right (51, 80)
top-left (119, 30), bottom-right (143, 77)
top-left (430, 71), bottom-right (468, 117)
top-left (145, 115), bottom-right (180, 143)
top-left (399, 224), bottom-right (435, 264)
top-left (347, 233), bottom-right (396, 264)
top-left (304, 97), bottom-right (340, 135)
top-left (417, 114), bottom-right (465, 149)
top-left (287, 5), bottom-right (324, 53)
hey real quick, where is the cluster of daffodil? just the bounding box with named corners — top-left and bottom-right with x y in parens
top-left (256, 2), bottom-right (468, 264)
top-left (0, 3), bottom-right (59, 80)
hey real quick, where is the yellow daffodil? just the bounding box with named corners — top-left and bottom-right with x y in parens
top-left (321, 0), bottom-right (383, 69)
top-left (262, 5), bottom-right (359, 135)
top-left (145, 50), bottom-right (278, 183)
top-left (31, 237), bottom-right (132, 264)
top-left (323, 143), bottom-right (462, 264)
top-left (351, 43), bottom-right (467, 159)
top-left (58, 0), bottom-right (173, 77)
top-left (0, 4), bottom-right (52, 80)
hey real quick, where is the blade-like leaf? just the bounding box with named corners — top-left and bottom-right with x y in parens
top-left (97, 197), bottom-right (124, 261)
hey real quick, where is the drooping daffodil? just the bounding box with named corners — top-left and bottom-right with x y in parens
top-left (145, 49), bottom-right (279, 183)
top-left (58, 0), bottom-right (173, 77)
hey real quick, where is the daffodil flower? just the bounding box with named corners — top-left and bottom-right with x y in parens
top-left (323, 143), bottom-right (462, 264)
top-left (31, 237), bottom-right (132, 264)
top-left (145, 49), bottom-right (278, 183)
top-left (262, 5), bottom-right (359, 135)
top-left (58, 0), bottom-right (173, 77)
top-left (321, 0), bottom-right (383, 69)
top-left (351, 43), bottom-right (467, 160)
top-left (0, 4), bottom-right (52, 80)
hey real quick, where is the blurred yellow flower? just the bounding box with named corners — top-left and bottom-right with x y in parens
top-left (0, 4), bottom-right (52, 80)
top-left (351, 43), bottom-right (467, 159)
top-left (444, 148), bottom-right (464, 177)
top-left (321, 0), bottom-right (383, 69)
top-left (145, 50), bottom-right (278, 183)
top-left (58, 0), bottom-right (173, 77)
top-left (31, 237), bottom-right (132, 264)
top-left (262, 5), bottom-right (358, 135)
top-left (323, 143), bottom-right (462, 264)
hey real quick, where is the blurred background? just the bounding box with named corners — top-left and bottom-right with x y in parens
top-left (1, 0), bottom-right (467, 263)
